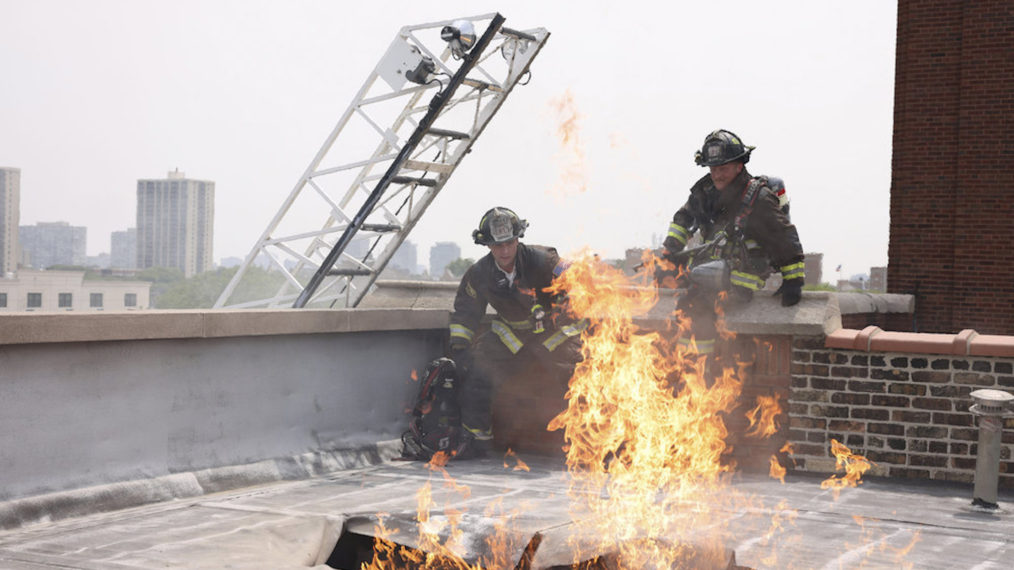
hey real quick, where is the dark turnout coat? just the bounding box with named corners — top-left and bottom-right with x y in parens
top-left (449, 243), bottom-right (582, 355)
top-left (664, 168), bottom-right (804, 287)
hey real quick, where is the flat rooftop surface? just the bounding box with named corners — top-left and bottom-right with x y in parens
top-left (0, 455), bottom-right (1011, 569)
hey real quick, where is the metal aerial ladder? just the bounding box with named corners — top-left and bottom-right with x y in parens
top-left (214, 13), bottom-right (549, 309)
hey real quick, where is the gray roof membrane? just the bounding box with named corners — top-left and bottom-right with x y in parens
top-left (0, 455), bottom-right (1011, 569)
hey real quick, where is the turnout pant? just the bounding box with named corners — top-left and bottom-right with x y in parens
top-left (458, 329), bottom-right (581, 440)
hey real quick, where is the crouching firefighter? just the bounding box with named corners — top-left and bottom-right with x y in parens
top-left (662, 129), bottom-right (805, 360)
top-left (447, 207), bottom-right (586, 459)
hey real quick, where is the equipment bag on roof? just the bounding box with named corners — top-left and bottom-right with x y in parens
top-left (400, 357), bottom-right (463, 461)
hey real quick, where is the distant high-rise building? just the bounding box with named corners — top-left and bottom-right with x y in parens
top-left (0, 167), bottom-right (20, 276)
top-left (110, 228), bottom-right (137, 269)
top-left (429, 242), bottom-right (460, 280)
top-left (136, 169), bottom-right (214, 277)
top-left (19, 221), bottom-right (87, 269)
top-left (390, 240), bottom-right (418, 273)
top-left (869, 266), bottom-right (887, 292)
top-left (803, 252), bottom-right (823, 287)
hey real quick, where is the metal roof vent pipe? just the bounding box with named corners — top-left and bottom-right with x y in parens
top-left (969, 389), bottom-right (1014, 510)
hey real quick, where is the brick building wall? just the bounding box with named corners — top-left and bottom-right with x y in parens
top-left (792, 332), bottom-right (1014, 488)
top-left (888, 0), bottom-right (1014, 334)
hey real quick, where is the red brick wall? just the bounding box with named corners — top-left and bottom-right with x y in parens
top-left (888, 0), bottom-right (1014, 334)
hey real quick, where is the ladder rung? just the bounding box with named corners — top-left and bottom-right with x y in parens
top-left (327, 268), bottom-right (373, 276)
top-left (425, 128), bottom-right (471, 140)
top-left (463, 78), bottom-right (503, 92)
top-left (403, 159), bottom-right (454, 174)
top-left (500, 27), bottom-right (537, 41)
top-left (360, 223), bottom-right (402, 232)
top-left (390, 176), bottom-right (438, 187)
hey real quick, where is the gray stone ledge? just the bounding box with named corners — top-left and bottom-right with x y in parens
top-left (369, 281), bottom-right (846, 337)
top-left (0, 308), bottom-right (449, 345)
top-left (836, 292), bottom-right (915, 314)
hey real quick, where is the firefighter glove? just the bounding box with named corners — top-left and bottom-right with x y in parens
top-left (777, 278), bottom-right (803, 307)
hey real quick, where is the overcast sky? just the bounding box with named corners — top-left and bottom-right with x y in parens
top-left (1, 0), bottom-right (896, 279)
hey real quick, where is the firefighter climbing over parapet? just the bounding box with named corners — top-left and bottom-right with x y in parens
top-left (661, 129), bottom-right (805, 358)
top-left (446, 207), bottom-right (586, 459)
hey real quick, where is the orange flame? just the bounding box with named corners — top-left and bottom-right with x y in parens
top-left (548, 89), bottom-right (588, 198)
top-left (503, 449), bottom-right (530, 472)
top-left (363, 453), bottom-right (533, 569)
top-left (820, 439), bottom-right (873, 499)
top-left (745, 393), bottom-right (782, 439)
top-left (545, 251), bottom-right (746, 566)
top-left (373, 254), bottom-right (905, 567)
top-left (769, 455), bottom-right (787, 483)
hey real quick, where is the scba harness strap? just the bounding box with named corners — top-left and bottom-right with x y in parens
top-left (734, 177), bottom-right (765, 233)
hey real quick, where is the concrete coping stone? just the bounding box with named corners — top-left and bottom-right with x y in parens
top-left (835, 292), bottom-right (915, 314)
top-left (372, 281), bottom-right (844, 337)
top-left (0, 284), bottom-right (855, 345)
top-left (0, 308), bottom-right (450, 345)
top-left (0, 281), bottom-right (910, 347)
top-left (824, 326), bottom-right (1014, 358)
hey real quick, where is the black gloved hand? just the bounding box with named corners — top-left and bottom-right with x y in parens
top-left (777, 278), bottom-right (803, 307)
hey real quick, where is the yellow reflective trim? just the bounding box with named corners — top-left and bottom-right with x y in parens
top-left (449, 323), bottom-right (475, 342)
top-left (503, 317), bottom-right (533, 330)
top-left (730, 270), bottom-right (765, 291)
top-left (780, 262), bottom-right (805, 280)
top-left (667, 222), bottom-right (690, 245)
top-left (462, 424), bottom-right (493, 440)
top-left (490, 320), bottom-right (523, 354)
top-left (677, 337), bottom-right (715, 355)
top-left (541, 319), bottom-right (589, 352)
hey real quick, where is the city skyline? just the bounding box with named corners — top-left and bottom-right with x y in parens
top-left (3, 181), bottom-right (877, 284)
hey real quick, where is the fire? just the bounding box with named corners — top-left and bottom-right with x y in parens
top-left (769, 455), bottom-right (787, 483)
top-left (548, 89), bottom-right (588, 198)
top-left (362, 453), bottom-right (533, 569)
top-left (368, 253), bottom-right (905, 568)
top-left (546, 251), bottom-right (748, 567)
top-left (821, 439), bottom-right (874, 499)
top-left (745, 394), bottom-right (782, 439)
top-left (503, 449), bottom-right (530, 472)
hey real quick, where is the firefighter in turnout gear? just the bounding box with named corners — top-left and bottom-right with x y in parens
top-left (662, 129), bottom-right (805, 357)
top-left (449, 207), bottom-right (585, 459)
